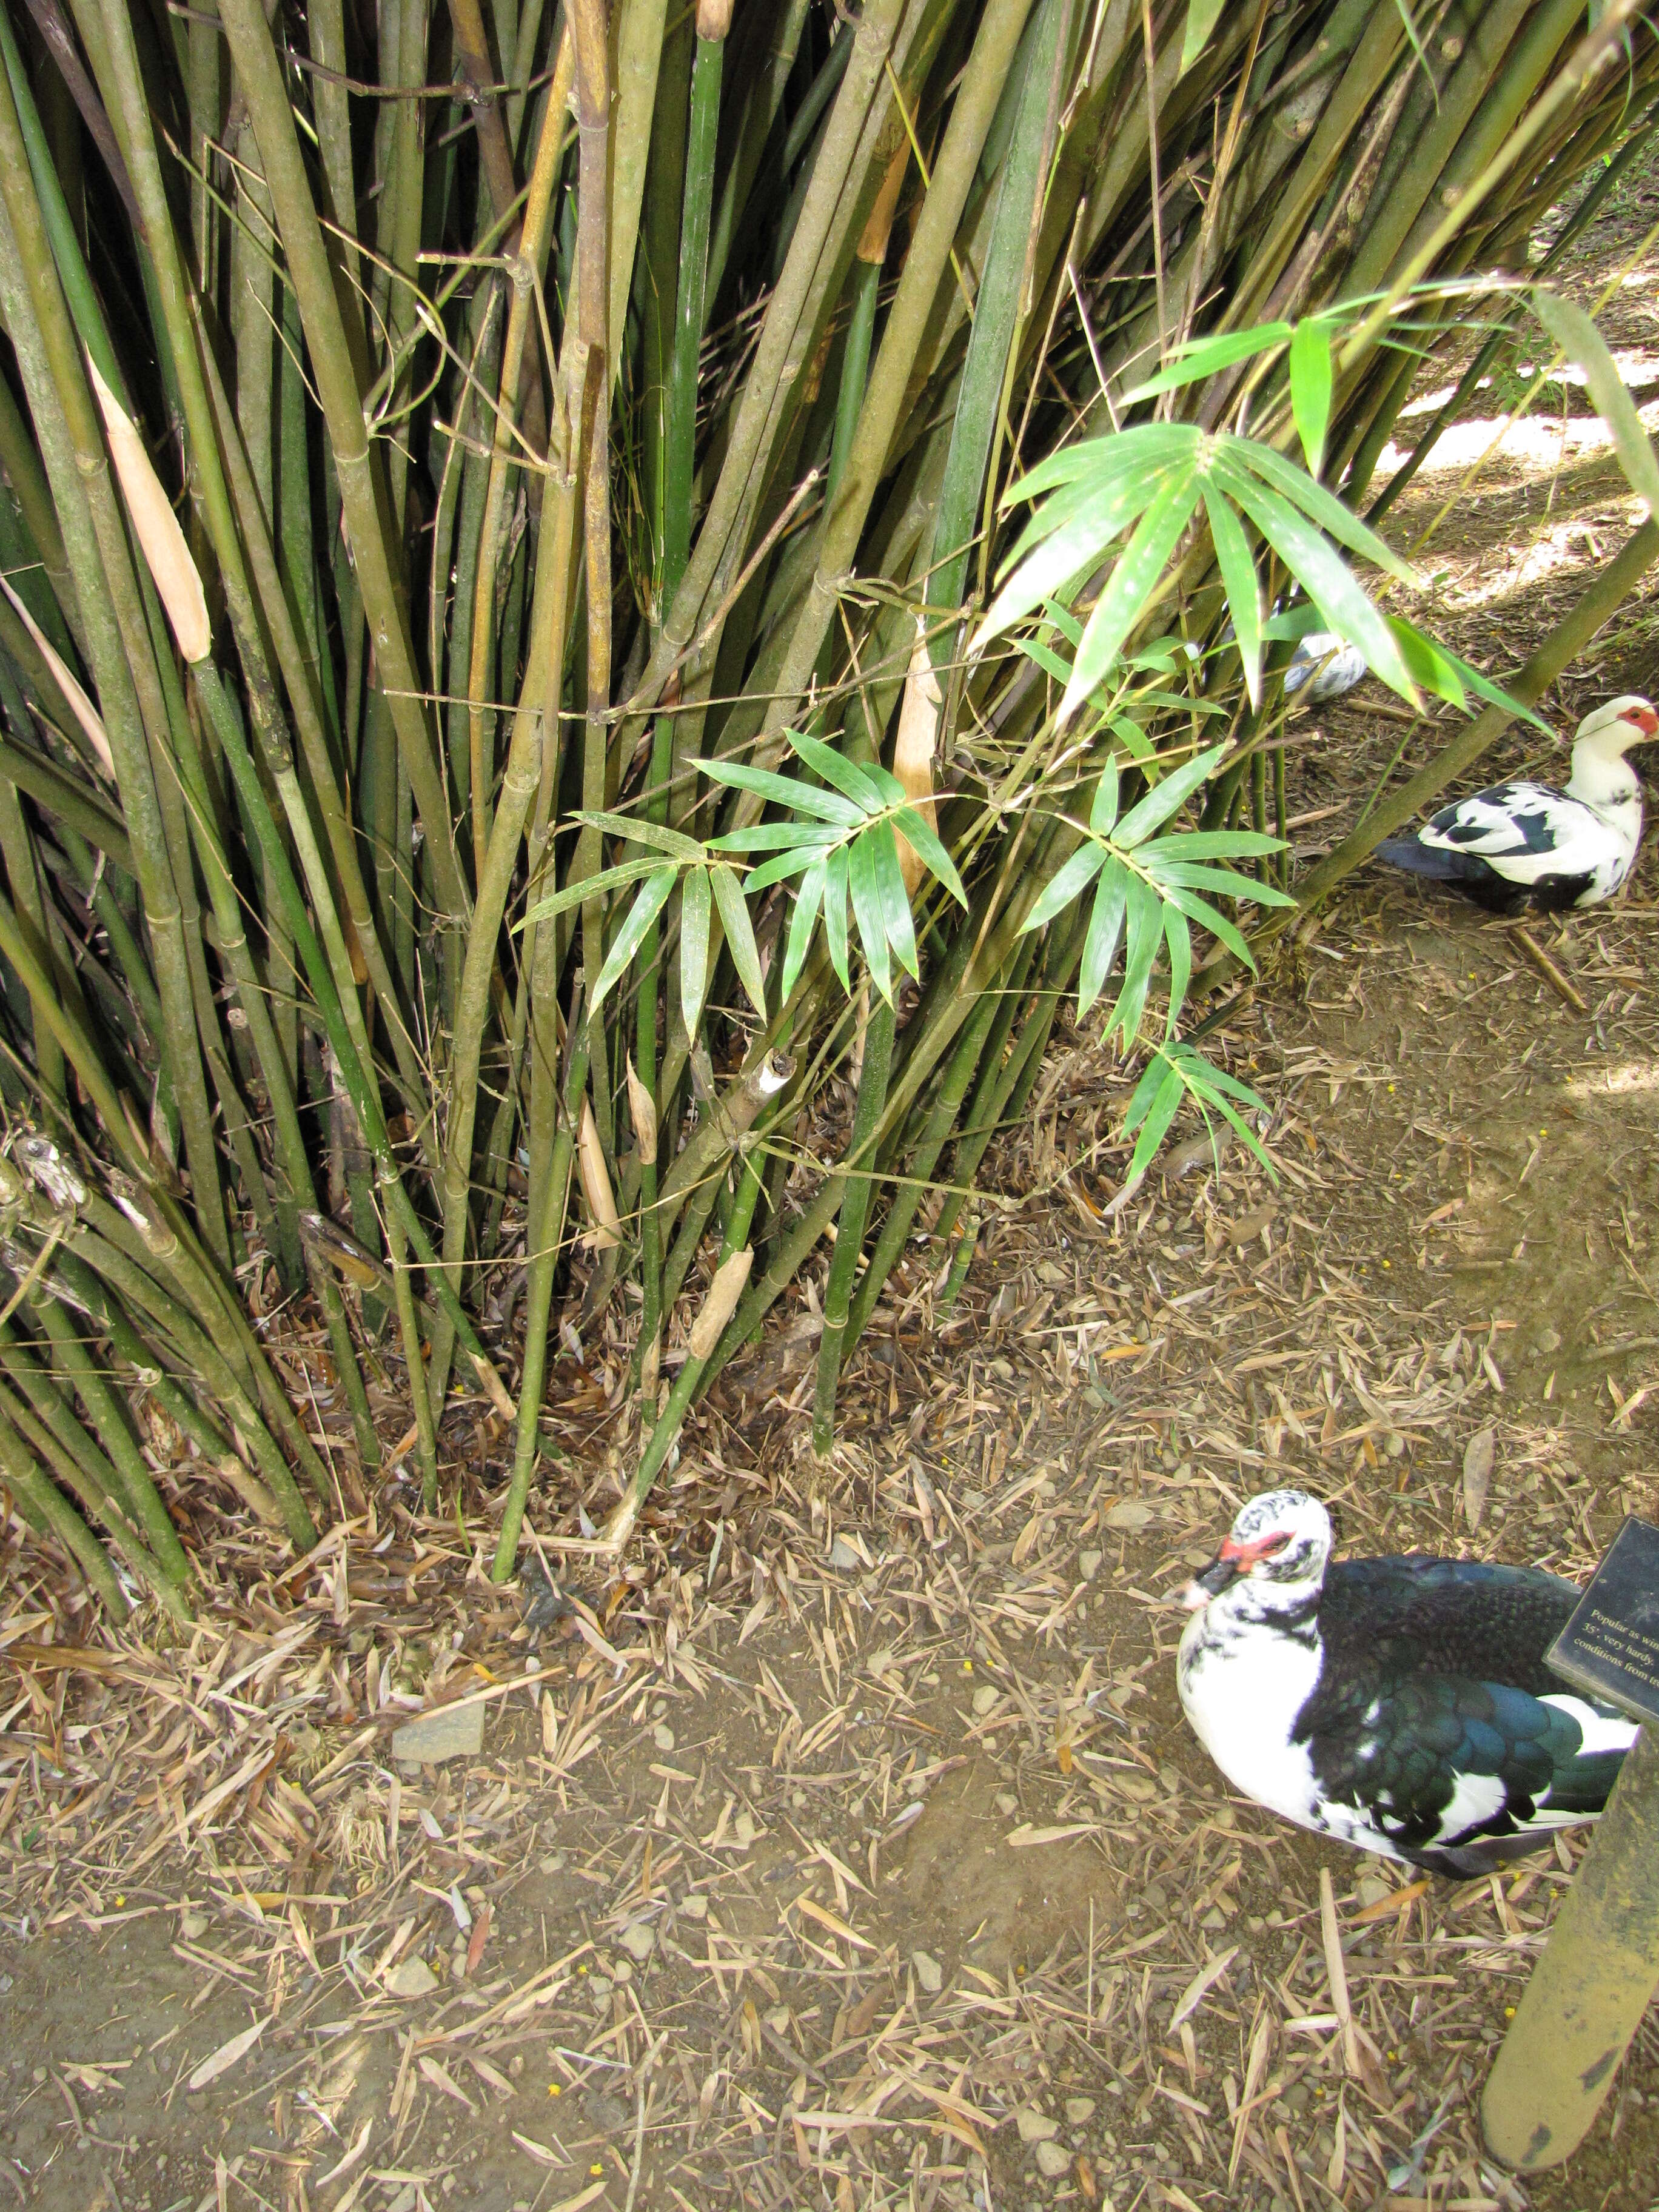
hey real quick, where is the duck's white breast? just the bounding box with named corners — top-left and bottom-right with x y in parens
top-left (1178, 1604), bottom-right (1325, 1829)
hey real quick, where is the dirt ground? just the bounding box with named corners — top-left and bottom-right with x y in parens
top-left (7, 129), bottom-right (1659, 2212)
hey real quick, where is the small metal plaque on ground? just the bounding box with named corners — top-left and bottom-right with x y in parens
top-left (1546, 1515), bottom-right (1659, 1724)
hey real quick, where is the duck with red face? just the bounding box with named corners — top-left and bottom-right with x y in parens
top-left (1375, 695), bottom-right (1658, 913)
top-left (1177, 1489), bottom-right (1636, 1875)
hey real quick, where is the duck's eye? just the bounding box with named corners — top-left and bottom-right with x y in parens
top-left (1258, 1533), bottom-right (1293, 1558)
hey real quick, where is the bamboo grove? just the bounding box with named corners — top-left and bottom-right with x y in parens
top-left (0, 0), bottom-right (1654, 1617)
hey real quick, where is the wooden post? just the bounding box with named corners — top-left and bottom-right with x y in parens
top-left (1481, 1723), bottom-right (1659, 2169)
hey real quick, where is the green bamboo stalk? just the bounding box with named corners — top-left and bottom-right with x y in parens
top-left (0, 1356), bottom-right (187, 1620)
top-left (215, 0), bottom-right (471, 935)
top-left (0, 103), bottom-right (229, 1265)
top-left (752, 0), bottom-right (1039, 762)
top-left (0, 1395), bottom-right (127, 1616)
top-left (811, 995), bottom-right (894, 1453)
top-left (18, 1275), bottom-right (192, 1587)
top-left (386, 1201), bottom-right (438, 1506)
top-left (56, 1242), bottom-right (317, 1546)
top-left (492, 997), bottom-right (590, 1580)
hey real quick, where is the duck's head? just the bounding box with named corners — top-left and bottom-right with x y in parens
top-left (1181, 1489), bottom-right (1333, 1610)
top-left (1570, 694), bottom-right (1658, 759)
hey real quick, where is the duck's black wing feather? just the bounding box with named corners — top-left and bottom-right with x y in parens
top-left (1292, 1559), bottom-right (1624, 1870)
top-left (1319, 1556), bottom-right (1580, 1694)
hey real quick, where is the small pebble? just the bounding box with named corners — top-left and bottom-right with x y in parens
top-left (652, 1721), bottom-right (675, 1752)
top-left (911, 1949), bottom-right (943, 1994)
top-left (1016, 2107), bottom-right (1059, 2143)
top-left (1065, 2097), bottom-right (1096, 2123)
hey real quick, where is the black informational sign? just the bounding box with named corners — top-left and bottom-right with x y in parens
top-left (1546, 1515), bottom-right (1659, 1726)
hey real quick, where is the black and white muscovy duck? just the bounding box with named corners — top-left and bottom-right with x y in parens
top-left (1375, 694), bottom-right (1658, 913)
top-left (1283, 631), bottom-right (1367, 706)
top-left (1177, 1490), bottom-right (1636, 1875)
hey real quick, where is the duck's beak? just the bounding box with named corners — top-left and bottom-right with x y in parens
top-left (1180, 1537), bottom-right (1251, 1607)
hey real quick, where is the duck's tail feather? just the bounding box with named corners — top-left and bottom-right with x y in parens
top-left (1374, 836), bottom-right (1470, 880)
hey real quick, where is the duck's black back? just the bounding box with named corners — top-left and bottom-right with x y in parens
top-left (1316, 1555), bottom-right (1581, 1698)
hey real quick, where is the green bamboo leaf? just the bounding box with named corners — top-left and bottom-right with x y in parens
top-left (1078, 861), bottom-right (1128, 1017)
top-left (1110, 873), bottom-right (1164, 1044)
top-left (1124, 1050), bottom-right (1169, 1130)
top-left (871, 822), bottom-right (918, 980)
top-left (823, 844), bottom-right (850, 989)
top-left (782, 862), bottom-right (826, 1004)
top-left (1061, 471), bottom-right (1199, 721)
top-left (588, 866), bottom-right (677, 1014)
top-left (708, 820), bottom-right (842, 853)
top-left (785, 727), bottom-right (886, 814)
top-left (847, 828), bottom-right (893, 1001)
top-left (1123, 324), bottom-right (1292, 403)
top-left (1149, 857), bottom-right (1296, 907)
top-left (1289, 320), bottom-right (1333, 479)
top-left (1127, 1062), bottom-right (1185, 1182)
top-left (680, 867), bottom-right (712, 1039)
top-left (1196, 1088), bottom-right (1277, 1177)
top-left (1149, 830), bottom-right (1283, 858)
top-left (1203, 485), bottom-right (1262, 707)
top-left (1090, 757), bottom-right (1120, 835)
top-left (1115, 740), bottom-right (1227, 848)
top-left (1532, 287), bottom-right (1659, 521)
top-left (709, 864), bottom-right (767, 1017)
top-left (1018, 636), bottom-right (1079, 688)
top-left (1110, 713), bottom-right (1155, 761)
top-left (1000, 424), bottom-right (1200, 509)
top-left (743, 844), bottom-right (839, 895)
top-left (700, 757), bottom-right (865, 826)
top-left (1160, 884), bottom-right (1256, 969)
top-left (575, 809), bottom-right (706, 863)
top-left (1384, 615), bottom-right (1553, 733)
top-left (1163, 903), bottom-right (1192, 1033)
top-left (1182, 1053), bottom-right (1275, 1110)
top-left (977, 471), bottom-right (1176, 647)
top-left (1021, 842), bottom-right (1107, 934)
top-left (891, 807), bottom-right (967, 905)
top-left (1222, 469), bottom-right (1416, 702)
top-left (1180, 0), bottom-right (1229, 72)
top-left (1221, 440), bottom-right (1416, 584)
top-left (1131, 687), bottom-right (1225, 717)
top-left (519, 853), bottom-right (679, 928)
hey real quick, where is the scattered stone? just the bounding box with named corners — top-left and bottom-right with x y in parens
top-left (612, 1960), bottom-right (634, 1985)
top-left (1065, 2097), bottom-right (1096, 2124)
top-left (1034, 2140), bottom-right (1070, 2178)
top-left (652, 1721), bottom-right (675, 1752)
top-left (995, 1791), bottom-right (1018, 1816)
top-left (734, 1809), bottom-right (757, 1848)
top-left (1102, 1499), bottom-right (1154, 1533)
top-left (1356, 1875), bottom-right (1390, 1909)
top-left (679, 1894), bottom-right (709, 1920)
top-left (911, 1949), bottom-right (943, 1994)
top-left (385, 1956), bottom-right (439, 1999)
top-left (617, 1922), bottom-right (655, 1963)
top-left (971, 1685), bottom-right (1000, 1717)
top-left (827, 1537), bottom-right (861, 1570)
top-left (1015, 2107), bottom-right (1059, 2143)
top-left (391, 1700), bottom-right (484, 1768)
top-left (588, 1976), bottom-right (613, 2007)
top-left (1078, 1550), bottom-right (1103, 1580)
top-left (179, 1908), bottom-right (209, 1941)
